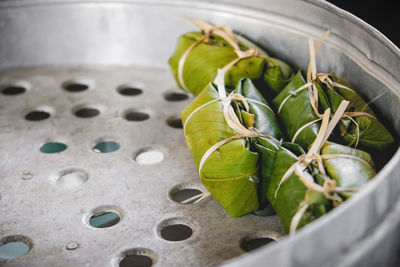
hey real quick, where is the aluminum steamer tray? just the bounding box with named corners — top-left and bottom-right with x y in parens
top-left (1, 0), bottom-right (400, 266)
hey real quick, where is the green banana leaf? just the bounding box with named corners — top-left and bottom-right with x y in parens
top-left (169, 31), bottom-right (293, 95)
top-left (236, 78), bottom-right (283, 138)
top-left (314, 74), bottom-right (395, 153)
top-left (321, 142), bottom-right (376, 199)
top-left (264, 57), bottom-right (294, 94)
top-left (273, 71), bottom-right (320, 149)
top-left (255, 138), bottom-right (376, 233)
top-left (181, 78), bottom-right (282, 216)
top-left (255, 137), bottom-right (327, 232)
top-left (273, 71), bottom-right (395, 154)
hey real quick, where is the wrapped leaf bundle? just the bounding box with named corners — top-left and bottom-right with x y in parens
top-left (181, 72), bottom-right (282, 216)
top-left (256, 137), bottom-right (328, 231)
top-left (169, 19), bottom-right (293, 95)
top-left (315, 74), bottom-right (394, 153)
top-left (171, 24), bottom-right (391, 235)
top-left (256, 105), bottom-right (376, 233)
top-left (273, 38), bottom-right (394, 154)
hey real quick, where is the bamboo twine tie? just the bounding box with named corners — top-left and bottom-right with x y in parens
top-left (177, 18), bottom-right (261, 93)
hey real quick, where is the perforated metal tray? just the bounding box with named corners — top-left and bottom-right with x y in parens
top-left (0, 65), bottom-right (283, 266)
top-left (1, 1), bottom-right (400, 267)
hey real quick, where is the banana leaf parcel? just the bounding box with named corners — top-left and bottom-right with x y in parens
top-left (273, 71), bottom-right (395, 154)
top-left (169, 19), bottom-right (293, 96)
top-left (273, 71), bottom-right (320, 150)
top-left (315, 73), bottom-right (394, 153)
top-left (181, 77), bottom-right (282, 216)
top-left (255, 105), bottom-right (376, 233)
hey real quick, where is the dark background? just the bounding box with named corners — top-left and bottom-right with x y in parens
top-left (326, 1), bottom-right (399, 47)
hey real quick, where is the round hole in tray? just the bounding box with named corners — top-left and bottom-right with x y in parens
top-left (56, 169), bottom-right (88, 189)
top-left (161, 224), bottom-right (192, 241)
top-left (120, 254), bottom-right (152, 267)
top-left (93, 141), bottom-right (120, 153)
top-left (118, 248), bottom-right (157, 267)
top-left (1, 86), bottom-right (26, 95)
top-left (240, 236), bottom-right (276, 252)
top-left (123, 110), bottom-right (150, 122)
top-left (158, 218), bottom-right (193, 242)
top-left (167, 116), bottom-right (182, 129)
top-left (164, 91), bottom-right (189, 101)
top-left (171, 188), bottom-right (203, 204)
top-left (74, 107), bottom-right (100, 118)
top-left (118, 86), bottom-right (143, 96)
top-left (134, 148), bottom-right (164, 165)
top-left (0, 236), bottom-right (32, 259)
top-left (63, 82), bottom-right (89, 92)
top-left (40, 142), bottom-right (67, 154)
top-left (89, 208), bottom-right (121, 228)
top-left (25, 110), bottom-right (51, 121)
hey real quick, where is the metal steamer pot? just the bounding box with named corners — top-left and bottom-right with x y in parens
top-left (0, 0), bottom-right (399, 266)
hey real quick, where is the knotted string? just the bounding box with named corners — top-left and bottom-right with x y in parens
top-left (273, 100), bottom-right (373, 234)
top-left (277, 32), bottom-right (376, 147)
top-left (274, 102), bottom-right (348, 200)
top-left (184, 69), bottom-right (277, 174)
top-left (180, 69), bottom-right (276, 204)
top-left (178, 18), bottom-right (261, 92)
top-left (275, 32), bottom-right (376, 232)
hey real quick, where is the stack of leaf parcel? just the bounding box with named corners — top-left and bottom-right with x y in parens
top-left (169, 19), bottom-right (396, 234)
